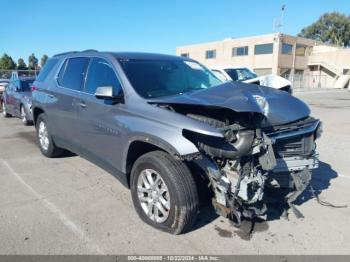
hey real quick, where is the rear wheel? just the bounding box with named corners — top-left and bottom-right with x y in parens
top-left (130, 150), bottom-right (199, 234)
top-left (36, 113), bottom-right (64, 157)
top-left (2, 101), bottom-right (11, 117)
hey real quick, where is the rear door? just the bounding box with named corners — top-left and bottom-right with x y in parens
top-left (13, 80), bottom-right (33, 116)
top-left (76, 57), bottom-right (125, 170)
top-left (12, 81), bottom-right (22, 116)
top-left (47, 57), bottom-right (90, 152)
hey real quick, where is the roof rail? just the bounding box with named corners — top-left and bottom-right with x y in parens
top-left (81, 49), bottom-right (98, 52)
top-left (53, 51), bottom-right (79, 57)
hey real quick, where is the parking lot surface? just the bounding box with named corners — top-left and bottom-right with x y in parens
top-left (0, 89), bottom-right (349, 255)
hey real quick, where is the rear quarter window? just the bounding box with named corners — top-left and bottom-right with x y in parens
top-left (36, 58), bottom-right (59, 82)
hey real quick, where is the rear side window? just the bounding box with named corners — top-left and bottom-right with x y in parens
top-left (36, 59), bottom-right (58, 82)
top-left (58, 57), bottom-right (90, 91)
top-left (84, 58), bottom-right (122, 95)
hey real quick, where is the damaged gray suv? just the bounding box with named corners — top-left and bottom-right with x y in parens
top-left (32, 50), bottom-right (322, 234)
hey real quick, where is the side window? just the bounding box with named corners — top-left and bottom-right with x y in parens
top-left (57, 60), bottom-right (68, 86)
top-left (36, 58), bottom-right (58, 82)
top-left (225, 69), bottom-right (238, 81)
top-left (59, 57), bottom-right (90, 91)
top-left (84, 58), bottom-right (122, 95)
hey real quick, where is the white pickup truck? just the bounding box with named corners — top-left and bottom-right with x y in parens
top-left (210, 66), bottom-right (292, 94)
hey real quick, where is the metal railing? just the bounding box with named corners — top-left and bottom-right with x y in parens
top-left (281, 73), bottom-right (334, 89)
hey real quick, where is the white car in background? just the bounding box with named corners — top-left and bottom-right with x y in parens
top-left (0, 79), bottom-right (9, 103)
top-left (0, 79), bottom-right (9, 93)
top-left (210, 66), bottom-right (292, 94)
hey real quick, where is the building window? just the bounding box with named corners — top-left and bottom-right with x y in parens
top-left (205, 50), bottom-right (216, 59)
top-left (282, 43), bottom-right (293, 55)
top-left (296, 44), bottom-right (306, 56)
top-left (232, 46), bottom-right (248, 56)
top-left (254, 43), bottom-right (273, 55)
top-left (180, 53), bottom-right (189, 58)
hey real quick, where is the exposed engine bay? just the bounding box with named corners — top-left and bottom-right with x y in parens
top-left (160, 103), bottom-right (322, 225)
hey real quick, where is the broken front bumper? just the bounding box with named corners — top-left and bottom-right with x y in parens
top-left (273, 153), bottom-right (319, 173)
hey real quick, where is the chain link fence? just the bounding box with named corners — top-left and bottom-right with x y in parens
top-left (281, 73), bottom-right (334, 90)
top-left (0, 70), bottom-right (38, 80)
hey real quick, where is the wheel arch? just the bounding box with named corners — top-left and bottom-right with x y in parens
top-left (33, 107), bottom-right (45, 125)
top-left (123, 137), bottom-right (185, 187)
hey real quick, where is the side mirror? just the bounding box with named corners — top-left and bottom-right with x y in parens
top-left (95, 86), bottom-right (114, 99)
top-left (95, 86), bottom-right (124, 103)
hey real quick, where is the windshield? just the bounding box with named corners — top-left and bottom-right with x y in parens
top-left (20, 80), bottom-right (34, 92)
top-left (118, 59), bottom-right (223, 98)
top-left (224, 68), bottom-right (258, 82)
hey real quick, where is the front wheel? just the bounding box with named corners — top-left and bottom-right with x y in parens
top-left (130, 151), bottom-right (199, 234)
top-left (36, 113), bottom-right (65, 157)
top-left (2, 101), bottom-right (11, 118)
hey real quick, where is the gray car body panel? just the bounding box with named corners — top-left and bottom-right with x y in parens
top-left (32, 51), bottom-right (311, 186)
top-left (148, 81), bottom-right (310, 127)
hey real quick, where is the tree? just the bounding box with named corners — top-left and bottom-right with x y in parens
top-left (298, 12), bottom-right (350, 47)
top-left (0, 53), bottom-right (17, 70)
top-left (28, 53), bottom-right (39, 70)
top-left (17, 58), bottom-right (28, 70)
top-left (40, 54), bottom-right (49, 68)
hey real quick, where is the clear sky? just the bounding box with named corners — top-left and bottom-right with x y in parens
top-left (1, 0), bottom-right (349, 62)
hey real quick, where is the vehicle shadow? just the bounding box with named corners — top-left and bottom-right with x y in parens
top-left (191, 161), bottom-right (338, 233)
top-left (264, 160), bottom-right (338, 221)
top-left (16, 130), bottom-right (77, 158)
top-left (192, 204), bottom-right (219, 231)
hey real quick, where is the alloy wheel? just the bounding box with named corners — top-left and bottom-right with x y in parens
top-left (38, 121), bottom-right (49, 151)
top-left (21, 107), bottom-right (27, 123)
top-left (137, 169), bottom-right (171, 223)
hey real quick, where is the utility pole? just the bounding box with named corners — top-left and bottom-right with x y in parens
top-left (273, 4), bottom-right (286, 33)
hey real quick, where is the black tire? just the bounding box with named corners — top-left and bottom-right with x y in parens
top-left (36, 113), bottom-right (65, 158)
top-left (2, 101), bottom-right (11, 118)
top-left (130, 150), bottom-right (199, 234)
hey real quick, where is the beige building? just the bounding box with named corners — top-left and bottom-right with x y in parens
top-left (176, 33), bottom-right (350, 89)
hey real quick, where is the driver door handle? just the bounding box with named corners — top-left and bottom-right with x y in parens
top-left (78, 102), bottom-right (87, 108)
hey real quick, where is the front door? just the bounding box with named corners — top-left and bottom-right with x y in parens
top-left (76, 57), bottom-right (125, 171)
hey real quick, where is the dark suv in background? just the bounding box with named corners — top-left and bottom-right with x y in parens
top-left (32, 50), bottom-right (322, 234)
top-left (2, 76), bottom-right (35, 125)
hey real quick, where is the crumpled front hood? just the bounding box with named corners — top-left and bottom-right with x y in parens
top-left (148, 81), bottom-right (310, 127)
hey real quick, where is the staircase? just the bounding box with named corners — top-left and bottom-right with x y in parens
top-left (307, 60), bottom-right (342, 77)
top-left (334, 74), bottom-right (350, 89)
